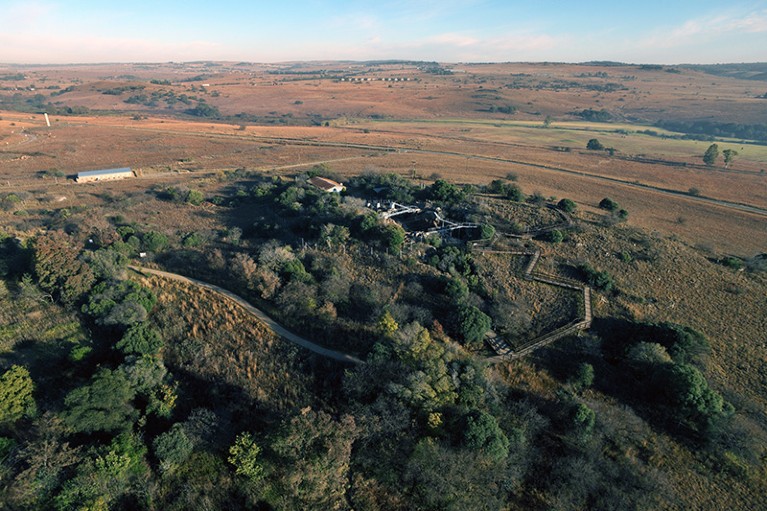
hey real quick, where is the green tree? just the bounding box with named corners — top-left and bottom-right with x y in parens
top-left (9, 414), bottom-right (80, 508)
top-left (320, 223), bottom-right (350, 249)
top-left (121, 355), bottom-right (168, 394)
top-left (281, 258), bottom-right (312, 283)
top-left (228, 431), bottom-right (263, 481)
top-left (586, 138), bottom-right (604, 150)
top-left (463, 410), bottom-right (510, 461)
top-left (154, 423), bottom-right (194, 472)
top-left (379, 223), bottom-right (406, 253)
top-left (100, 301), bottom-right (148, 328)
top-left (62, 369), bottom-right (137, 434)
top-left (146, 383), bottom-right (177, 419)
top-left (721, 256), bottom-right (743, 270)
top-left (33, 231), bottom-right (95, 305)
top-left (627, 342), bottom-right (672, 366)
top-left (557, 198), bottom-right (577, 213)
top-left (142, 230), bottom-right (168, 252)
top-left (377, 310), bottom-right (399, 336)
top-left (502, 183), bottom-right (525, 201)
top-left (357, 213), bottom-right (379, 236)
top-left (703, 143), bottom-right (719, 166)
top-left (271, 408), bottom-right (358, 510)
top-left (546, 229), bottom-right (564, 243)
top-left (457, 305), bottom-right (492, 348)
top-left (579, 263), bottom-right (614, 291)
top-left (53, 433), bottom-right (147, 511)
top-left (115, 323), bottom-right (163, 356)
top-left (429, 179), bottom-right (466, 204)
top-left (571, 362), bottom-right (595, 390)
top-left (82, 280), bottom-right (157, 325)
top-left (185, 189), bottom-right (205, 205)
top-left (186, 101), bottom-right (220, 118)
top-left (571, 403), bottom-right (596, 436)
top-left (722, 149), bottom-right (738, 168)
top-left (83, 248), bottom-right (128, 281)
top-left (0, 365), bottom-right (36, 425)
top-left (445, 277), bottom-right (469, 302)
top-left (598, 197), bottom-right (619, 211)
top-left (479, 224), bottom-right (496, 240)
top-left (661, 363), bottom-right (729, 431)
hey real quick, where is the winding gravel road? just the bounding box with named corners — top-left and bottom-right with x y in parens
top-left (129, 265), bottom-right (364, 365)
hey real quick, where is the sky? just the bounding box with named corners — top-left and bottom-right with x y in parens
top-left (1, 0), bottom-right (766, 64)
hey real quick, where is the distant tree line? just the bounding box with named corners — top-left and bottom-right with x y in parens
top-left (656, 120), bottom-right (767, 143)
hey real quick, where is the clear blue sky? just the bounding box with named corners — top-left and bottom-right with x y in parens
top-left (2, 0), bottom-right (766, 64)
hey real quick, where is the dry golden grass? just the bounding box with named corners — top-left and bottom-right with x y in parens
top-left (487, 223), bottom-right (767, 510)
top-left (1, 108), bottom-right (762, 258)
top-left (6, 61), bottom-right (764, 123)
top-left (536, 223), bottom-right (767, 413)
top-left (139, 275), bottom-right (317, 412)
top-left (473, 251), bottom-right (581, 343)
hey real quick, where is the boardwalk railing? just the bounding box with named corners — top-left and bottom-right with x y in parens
top-left (478, 248), bottom-right (593, 361)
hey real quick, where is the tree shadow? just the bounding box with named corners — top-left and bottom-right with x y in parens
top-left (528, 321), bottom-right (708, 445)
top-left (0, 338), bottom-right (73, 406)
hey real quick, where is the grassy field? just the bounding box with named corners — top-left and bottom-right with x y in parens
top-left (360, 118), bottom-right (767, 165)
top-left (138, 274), bottom-right (320, 414)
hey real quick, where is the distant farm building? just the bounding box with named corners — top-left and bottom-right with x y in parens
top-left (76, 167), bottom-right (133, 183)
top-left (308, 176), bottom-right (345, 193)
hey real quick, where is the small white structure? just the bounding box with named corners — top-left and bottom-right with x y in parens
top-left (76, 167), bottom-right (133, 183)
top-left (308, 176), bottom-right (345, 193)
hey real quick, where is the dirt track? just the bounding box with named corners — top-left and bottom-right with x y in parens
top-left (129, 265), bottom-right (364, 365)
top-left (115, 124), bottom-right (767, 218)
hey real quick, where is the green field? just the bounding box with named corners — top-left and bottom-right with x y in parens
top-left (360, 118), bottom-right (767, 164)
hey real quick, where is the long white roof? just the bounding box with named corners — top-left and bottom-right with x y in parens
top-left (77, 167), bottom-right (132, 177)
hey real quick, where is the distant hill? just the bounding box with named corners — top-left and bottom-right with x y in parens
top-left (682, 62), bottom-right (767, 81)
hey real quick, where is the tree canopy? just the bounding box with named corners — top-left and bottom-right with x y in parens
top-left (587, 138), bottom-right (605, 150)
top-left (62, 369), bottom-right (137, 434)
top-left (703, 143), bottom-right (719, 166)
top-left (457, 305), bottom-right (492, 348)
top-left (0, 365), bottom-right (36, 425)
top-left (228, 432), bottom-right (264, 481)
top-left (34, 231), bottom-right (95, 305)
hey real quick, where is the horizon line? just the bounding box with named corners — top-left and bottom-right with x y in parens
top-left (3, 59), bottom-right (766, 68)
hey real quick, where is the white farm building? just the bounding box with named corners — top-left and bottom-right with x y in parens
top-left (76, 167), bottom-right (133, 183)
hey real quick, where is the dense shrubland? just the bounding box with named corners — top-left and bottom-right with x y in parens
top-left (0, 171), bottom-right (760, 510)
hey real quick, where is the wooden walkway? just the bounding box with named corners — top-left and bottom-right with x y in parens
top-left (478, 249), bottom-right (593, 362)
top-left (129, 247), bottom-right (591, 366)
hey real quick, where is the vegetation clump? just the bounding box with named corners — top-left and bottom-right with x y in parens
top-left (0, 164), bottom-right (759, 510)
top-left (587, 138), bottom-right (604, 150)
top-left (579, 262), bottom-right (615, 292)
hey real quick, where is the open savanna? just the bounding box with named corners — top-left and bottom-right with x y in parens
top-left (4, 60), bottom-right (766, 123)
top-left (359, 118), bottom-right (767, 167)
top-left (488, 223), bottom-right (767, 511)
top-left (2, 110), bottom-right (764, 256)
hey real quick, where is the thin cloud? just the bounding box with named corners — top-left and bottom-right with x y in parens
top-left (0, 32), bottom-right (224, 63)
top-left (639, 9), bottom-right (767, 49)
top-left (7, 0), bottom-right (56, 24)
top-left (336, 29), bottom-right (565, 63)
top-left (427, 33), bottom-right (480, 48)
top-left (329, 13), bottom-right (380, 31)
